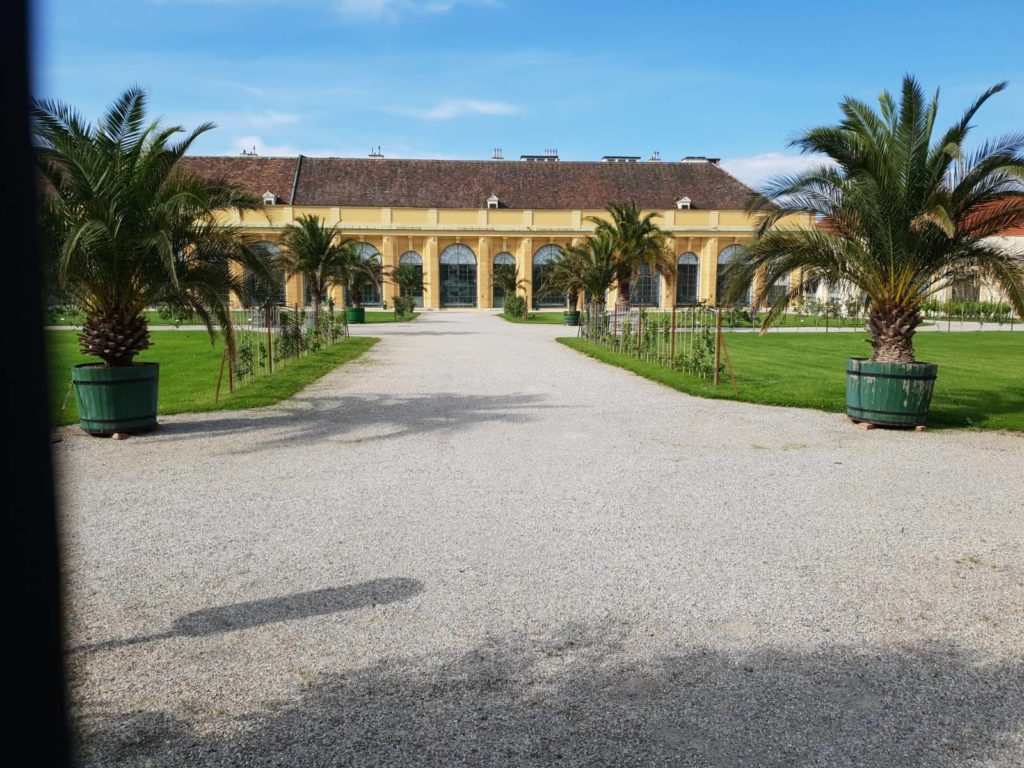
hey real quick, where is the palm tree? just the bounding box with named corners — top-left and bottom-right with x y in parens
top-left (492, 260), bottom-right (527, 302)
top-left (545, 232), bottom-right (621, 336)
top-left (391, 262), bottom-right (425, 300)
top-left (34, 87), bottom-right (269, 365)
top-left (347, 256), bottom-right (384, 308)
top-left (728, 76), bottom-right (1024, 363)
top-left (588, 202), bottom-right (674, 308)
top-left (278, 214), bottom-right (354, 328)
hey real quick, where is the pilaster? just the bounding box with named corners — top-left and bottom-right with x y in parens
top-left (477, 237), bottom-right (492, 308)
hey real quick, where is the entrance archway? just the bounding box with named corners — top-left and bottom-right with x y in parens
top-left (440, 244), bottom-right (477, 307)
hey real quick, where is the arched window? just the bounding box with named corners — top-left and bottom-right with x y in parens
top-left (676, 252), bottom-right (699, 305)
top-left (716, 244), bottom-right (750, 306)
top-left (629, 264), bottom-right (661, 307)
top-left (765, 271), bottom-right (791, 306)
top-left (439, 243), bottom-right (477, 307)
top-left (532, 244), bottom-right (564, 308)
top-left (398, 251), bottom-right (424, 307)
top-left (492, 251), bottom-right (516, 308)
top-left (952, 276), bottom-right (981, 302)
top-left (245, 241), bottom-right (287, 306)
top-left (352, 242), bottom-right (382, 306)
top-left (801, 277), bottom-right (821, 302)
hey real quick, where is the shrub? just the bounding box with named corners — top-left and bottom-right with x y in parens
top-left (503, 294), bottom-right (527, 319)
top-left (393, 295), bottom-right (416, 318)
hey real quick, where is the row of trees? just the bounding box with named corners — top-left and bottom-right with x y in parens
top-left (276, 215), bottom-right (422, 325)
top-left (35, 87), bottom-right (422, 368)
top-left (531, 202), bottom-right (675, 321)
top-left (536, 77), bottom-right (1024, 364)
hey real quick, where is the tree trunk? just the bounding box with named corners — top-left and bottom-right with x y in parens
top-left (588, 300), bottom-right (606, 339)
top-left (866, 305), bottom-right (921, 363)
top-left (617, 280), bottom-right (631, 310)
top-left (312, 292), bottom-right (321, 330)
top-left (79, 312), bottom-right (150, 367)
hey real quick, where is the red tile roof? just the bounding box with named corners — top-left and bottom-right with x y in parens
top-left (180, 155), bottom-right (757, 210)
top-left (179, 156), bottom-right (300, 203)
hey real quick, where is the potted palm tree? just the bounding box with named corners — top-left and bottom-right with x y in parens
top-left (558, 232), bottom-right (620, 336)
top-left (538, 247), bottom-right (587, 325)
top-left (344, 255), bottom-right (383, 324)
top-left (589, 202), bottom-right (675, 309)
top-left (728, 76), bottom-right (1024, 427)
top-left (35, 88), bottom-right (269, 435)
top-left (279, 214), bottom-right (354, 328)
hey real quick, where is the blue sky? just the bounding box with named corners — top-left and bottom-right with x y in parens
top-left (34, 0), bottom-right (1024, 186)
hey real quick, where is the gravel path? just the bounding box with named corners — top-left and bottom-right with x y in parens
top-left (57, 311), bottom-right (1024, 767)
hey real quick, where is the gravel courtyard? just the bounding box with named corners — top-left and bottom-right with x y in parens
top-left (57, 311), bottom-right (1024, 767)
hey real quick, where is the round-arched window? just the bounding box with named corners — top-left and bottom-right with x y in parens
top-left (492, 252), bottom-right (516, 308)
top-left (532, 244), bottom-right (564, 308)
top-left (398, 251), bottom-right (424, 306)
top-left (676, 252), bottom-right (699, 306)
top-left (351, 242), bottom-right (382, 305)
top-left (439, 244), bottom-right (477, 307)
top-left (246, 241), bottom-right (287, 306)
top-left (716, 244), bottom-right (750, 306)
top-left (629, 263), bottom-right (661, 307)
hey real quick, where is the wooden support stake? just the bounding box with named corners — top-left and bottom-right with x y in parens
top-left (714, 308), bottom-right (723, 386)
top-left (669, 307), bottom-right (676, 364)
top-left (266, 308), bottom-right (274, 373)
top-left (721, 332), bottom-right (739, 395)
top-left (214, 344), bottom-right (227, 404)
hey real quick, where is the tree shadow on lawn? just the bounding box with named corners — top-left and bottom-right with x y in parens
top-left (75, 625), bottom-right (1023, 767)
top-left (71, 577), bottom-right (425, 654)
top-left (929, 386), bottom-right (1024, 431)
top-left (154, 392), bottom-right (559, 452)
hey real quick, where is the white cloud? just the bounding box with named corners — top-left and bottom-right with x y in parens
top-left (334, 0), bottom-right (499, 21)
top-left (721, 152), bottom-right (833, 188)
top-left (228, 135), bottom-right (302, 157)
top-left (397, 99), bottom-right (519, 120)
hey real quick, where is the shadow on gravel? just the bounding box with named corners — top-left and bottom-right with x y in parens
top-left (74, 625), bottom-right (1024, 767)
top-left (154, 392), bottom-right (554, 451)
top-left (71, 577), bottom-right (424, 654)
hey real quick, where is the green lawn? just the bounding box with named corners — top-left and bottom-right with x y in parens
top-left (363, 310), bottom-right (419, 323)
top-left (559, 332), bottom-right (1024, 431)
top-left (500, 311), bottom-right (568, 325)
top-left (48, 331), bottom-right (377, 427)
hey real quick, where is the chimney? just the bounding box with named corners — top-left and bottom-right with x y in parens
top-left (368, 146), bottom-right (384, 159)
top-left (492, 148), bottom-right (503, 160)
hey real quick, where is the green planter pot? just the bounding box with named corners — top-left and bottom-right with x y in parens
top-left (345, 307), bottom-right (365, 324)
top-left (563, 311), bottom-right (581, 326)
top-left (846, 358), bottom-right (937, 428)
top-left (72, 362), bottom-right (159, 435)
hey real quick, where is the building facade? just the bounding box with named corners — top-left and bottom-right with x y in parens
top-left (182, 154), bottom-right (815, 310)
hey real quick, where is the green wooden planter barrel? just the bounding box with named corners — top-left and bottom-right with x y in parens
top-left (846, 358), bottom-right (937, 428)
top-left (345, 307), bottom-right (365, 324)
top-left (72, 362), bottom-right (160, 435)
top-left (563, 311), bottom-right (581, 326)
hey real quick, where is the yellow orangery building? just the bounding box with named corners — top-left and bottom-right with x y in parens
top-left (183, 153), bottom-right (813, 310)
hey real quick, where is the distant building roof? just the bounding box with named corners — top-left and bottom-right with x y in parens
top-left (179, 155), bottom-right (757, 211)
